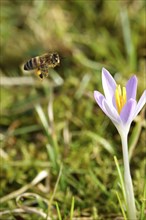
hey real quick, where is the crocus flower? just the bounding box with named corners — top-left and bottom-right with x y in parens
top-left (94, 68), bottom-right (146, 219)
top-left (94, 68), bottom-right (146, 135)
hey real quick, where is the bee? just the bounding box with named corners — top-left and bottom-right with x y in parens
top-left (24, 52), bottom-right (60, 79)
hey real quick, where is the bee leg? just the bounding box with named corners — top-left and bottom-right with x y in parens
top-left (44, 71), bottom-right (49, 77)
top-left (40, 69), bottom-right (48, 78)
top-left (41, 65), bottom-right (48, 77)
top-left (36, 69), bottom-right (43, 80)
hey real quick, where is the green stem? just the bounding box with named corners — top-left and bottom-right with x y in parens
top-left (120, 131), bottom-right (137, 219)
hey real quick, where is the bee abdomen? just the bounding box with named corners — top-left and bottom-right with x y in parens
top-left (24, 57), bottom-right (40, 70)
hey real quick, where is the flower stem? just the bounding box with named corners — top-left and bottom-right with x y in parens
top-left (120, 131), bottom-right (137, 219)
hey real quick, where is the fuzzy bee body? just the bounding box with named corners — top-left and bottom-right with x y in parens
top-left (24, 56), bottom-right (41, 70)
top-left (24, 52), bottom-right (60, 79)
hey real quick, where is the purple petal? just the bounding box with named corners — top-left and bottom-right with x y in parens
top-left (94, 90), bottom-right (110, 117)
top-left (94, 91), bottom-right (121, 124)
top-left (120, 99), bottom-right (136, 124)
top-left (102, 68), bottom-right (116, 103)
top-left (126, 75), bottom-right (137, 101)
top-left (103, 99), bottom-right (122, 124)
top-left (133, 90), bottom-right (146, 118)
top-left (94, 91), bottom-right (105, 110)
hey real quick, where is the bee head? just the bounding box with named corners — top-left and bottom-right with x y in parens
top-left (51, 53), bottom-right (60, 66)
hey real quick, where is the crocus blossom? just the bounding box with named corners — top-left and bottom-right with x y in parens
top-left (94, 68), bottom-right (146, 219)
top-left (94, 68), bottom-right (146, 135)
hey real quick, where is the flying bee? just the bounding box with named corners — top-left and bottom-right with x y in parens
top-left (24, 52), bottom-right (60, 79)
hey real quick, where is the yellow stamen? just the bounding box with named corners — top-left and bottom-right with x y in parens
top-left (115, 85), bottom-right (127, 113)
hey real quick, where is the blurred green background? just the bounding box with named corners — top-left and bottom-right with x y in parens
top-left (0, 0), bottom-right (145, 219)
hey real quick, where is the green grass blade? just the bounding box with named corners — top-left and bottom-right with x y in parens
top-left (70, 197), bottom-right (75, 220)
top-left (129, 118), bottom-right (143, 161)
top-left (35, 104), bottom-right (59, 170)
top-left (114, 156), bottom-right (126, 205)
top-left (115, 191), bottom-right (127, 220)
top-left (120, 6), bottom-right (136, 70)
top-left (140, 181), bottom-right (146, 220)
top-left (55, 202), bottom-right (62, 220)
top-left (35, 104), bottom-right (50, 135)
top-left (48, 165), bottom-right (63, 215)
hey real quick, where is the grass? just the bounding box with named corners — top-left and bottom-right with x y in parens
top-left (0, 0), bottom-right (145, 219)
